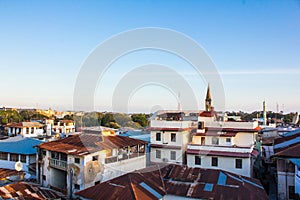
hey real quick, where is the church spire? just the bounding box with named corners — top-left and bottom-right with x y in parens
top-left (205, 84), bottom-right (212, 111)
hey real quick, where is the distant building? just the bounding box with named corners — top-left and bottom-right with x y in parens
top-left (0, 136), bottom-right (43, 174)
top-left (45, 119), bottom-right (75, 135)
top-left (273, 130), bottom-right (300, 200)
top-left (36, 133), bottom-right (147, 196)
top-left (5, 122), bottom-right (44, 137)
top-left (75, 164), bottom-right (268, 200)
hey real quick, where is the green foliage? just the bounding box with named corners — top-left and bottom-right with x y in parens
top-left (131, 113), bottom-right (148, 127)
top-left (0, 110), bottom-right (22, 125)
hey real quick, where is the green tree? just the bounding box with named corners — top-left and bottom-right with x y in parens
top-left (131, 113), bottom-right (148, 127)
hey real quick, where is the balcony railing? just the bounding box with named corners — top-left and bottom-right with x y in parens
top-left (105, 152), bottom-right (145, 164)
top-left (50, 158), bottom-right (67, 170)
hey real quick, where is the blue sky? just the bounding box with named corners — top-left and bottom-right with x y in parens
top-left (0, 0), bottom-right (300, 113)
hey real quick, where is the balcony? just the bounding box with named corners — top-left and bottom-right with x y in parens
top-left (50, 158), bottom-right (67, 170)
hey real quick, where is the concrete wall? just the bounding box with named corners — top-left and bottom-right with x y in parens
top-left (0, 154), bottom-right (30, 172)
top-left (187, 154), bottom-right (251, 177)
top-left (102, 155), bottom-right (146, 182)
top-left (150, 147), bottom-right (183, 164)
top-left (277, 171), bottom-right (295, 200)
top-left (150, 120), bottom-right (192, 128)
top-left (233, 132), bottom-right (255, 147)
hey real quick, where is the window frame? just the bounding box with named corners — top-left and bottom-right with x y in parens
top-left (195, 155), bottom-right (201, 165)
top-left (170, 151), bottom-right (176, 160)
top-left (156, 150), bottom-right (161, 159)
top-left (156, 132), bottom-right (161, 141)
top-left (211, 157), bottom-right (218, 167)
top-left (171, 133), bottom-right (176, 142)
top-left (235, 159), bottom-right (242, 169)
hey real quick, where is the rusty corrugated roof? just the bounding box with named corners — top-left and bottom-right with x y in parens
top-left (38, 134), bottom-right (147, 155)
top-left (0, 168), bottom-right (23, 180)
top-left (76, 164), bottom-right (268, 200)
top-left (0, 182), bottom-right (65, 199)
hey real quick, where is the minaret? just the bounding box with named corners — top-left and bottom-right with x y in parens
top-left (205, 84), bottom-right (212, 111)
top-left (263, 100), bottom-right (267, 126)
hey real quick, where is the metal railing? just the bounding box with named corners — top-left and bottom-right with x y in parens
top-left (50, 158), bottom-right (67, 170)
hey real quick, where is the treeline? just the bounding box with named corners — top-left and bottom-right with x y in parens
top-left (0, 110), bottom-right (150, 129)
top-left (0, 110), bottom-right (51, 125)
top-left (226, 111), bottom-right (298, 123)
top-left (73, 112), bottom-right (149, 129)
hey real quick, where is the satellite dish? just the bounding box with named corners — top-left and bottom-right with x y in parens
top-left (15, 161), bottom-right (23, 172)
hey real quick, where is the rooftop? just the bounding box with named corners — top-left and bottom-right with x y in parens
top-left (76, 164), bottom-right (267, 200)
top-left (5, 122), bottom-right (44, 128)
top-left (0, 182), bottom-right (65, 199)
top-left (38, 133), bottom-right (147, 156)
top-left (0, 136), bottom-right (43, 155)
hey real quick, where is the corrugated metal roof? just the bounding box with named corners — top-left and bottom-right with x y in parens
top-left (38, 133), bottom-right (147, 155)
top-left (139, 182), bottom-right (163, 199)
top-left (0, 137), bottom-right (42, 154)
top-left (274, 136), bottom-right (300, 150)
top-left (76, 164), bottom-right (268, 200)
top-left (0, 182), bottom-right (64, 199)
top-left (0, 168), bottom-right (23, 180)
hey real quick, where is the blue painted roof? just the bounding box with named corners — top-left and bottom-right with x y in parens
top-left (139, 182), bottom-right (163, 199)
top-left (283, 128), bottom-right (300, 137)
top-left (203, 183), bottom-right (214, 191)
top-left (289, 158), bottom-right (300, 167)
top-left (0, 138), bottom-right (43, 155)
top-left (274, 136), bottom-right (300, 149)
top-left (217, 171), bottom-right (227, 185)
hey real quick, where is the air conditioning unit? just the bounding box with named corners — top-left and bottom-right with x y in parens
top-left (162, 158), bottom-right (168, 162)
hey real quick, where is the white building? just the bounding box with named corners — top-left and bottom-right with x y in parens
top-left (36, 133), bottom-right (147, 196)
top-left (149, 111), bottom-right (198, 164)
top-left (6, 122), bottom-right (44, 137)
top-left (186, 120), bottom-right (260, 177)
top-left (0, 136), bottom-right (43, 174)
top-left (45, 119), bottom-right (75, 135)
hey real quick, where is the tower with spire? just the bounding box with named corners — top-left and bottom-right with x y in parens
top-left (205, 84), bottom-right (212, 111)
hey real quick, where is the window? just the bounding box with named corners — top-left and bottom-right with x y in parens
top-left (75, 158), bottom-right (80, 164)
top-left (10, 153), bottom-right (18, 162)
top-left (289, 185), bottom-right (295, 199)
top-left (42, 175), bottom-right (46, 181)
top-left (74, 184), bottom-right (80, 190)
top-left (201, 137), bottom-right (205, 145)
top-left (156, 132), bottom-right (161, 141)
top-left (20, 155), bottom-right (26, 163)
top-left (170, 151), bottom-right (176, 160)
top-left (92, 155), bottom-right (98, 161)
top-left (31, 128), bottom-right (34, 134)
top-left (212, 137), bottom-right (219, 145)
top-left (195, 156), bottom-right (201, 165)
top-left (95, 181), bottom-right (100, 185)
top-left (235, 159), bottom-right (242, 169)
top-left (171, 133), bottom-right (176, 142)
top-left (42, 150), bottom-right (46, 156)
top-left (0, 152), bottom-right (8, 160)
top-left (226, 138), bottom-right (231, 143)
top-left (51, 152), bottom-right (59, 159)
top-left (211, 157), bottom-right (218, 167)
top-left (156, 150), bottom-right (161, 159)
top-left (198, 121), bottom-right (204, 129)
